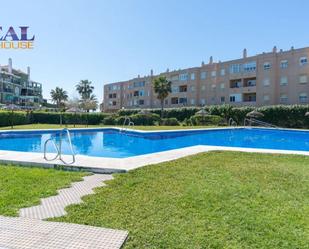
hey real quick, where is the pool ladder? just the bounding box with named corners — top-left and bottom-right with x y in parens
top-left (122, 116), bottom-right (134, 132)
top-left (228, 118), bottom-right (237, 127)
top-left (43, 128), bottom-right (76, 164)
top-left (243, 118), bottom-right (277, 128)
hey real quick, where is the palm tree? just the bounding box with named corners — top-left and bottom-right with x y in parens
top-left (153, 76), bottom-right (172, 118)
top-left (50, 87), bottom-right (68, 109)
top-left (76, 80), bottom-right (94, 100)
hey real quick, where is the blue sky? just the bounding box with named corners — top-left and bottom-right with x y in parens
top-left (1, 0), bottom-right (309, 102)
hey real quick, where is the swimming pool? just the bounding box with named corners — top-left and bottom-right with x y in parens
top-left (0, 127), bottom-right (308, 158)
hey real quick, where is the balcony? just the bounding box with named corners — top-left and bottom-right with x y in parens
top-left (230, 79), bottom-right (242, 88)
top-left (243, 78), bottom-right (256, 87)
top-left (243, 93), bottom-right (256, 102)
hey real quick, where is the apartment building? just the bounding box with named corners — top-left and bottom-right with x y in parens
top-left (0, 58), bottom-right (43, 108)
top-left (103, 46), bottom-right (309, 112)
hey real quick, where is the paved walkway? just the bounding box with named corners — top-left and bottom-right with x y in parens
top-left (1, 174), bottom-right (128, 249)
top-left (19, 174), bottom-right (113, 220)
top-left (0, 216), bottom-right (128, 249)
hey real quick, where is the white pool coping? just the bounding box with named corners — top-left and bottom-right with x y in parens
top-left (0, 126), bottom-right (308, 173)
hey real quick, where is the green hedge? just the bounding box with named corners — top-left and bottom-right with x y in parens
top-left (190, 114), bottom-right (224, 126)
top-left (0, 111), bottom-right (30, 127)
top-left (161, 118), bottom-right (180, 126)
top-left (30, 112), bottom-right (109, 125)
top-left (0, 105), bottom-right (309, 128)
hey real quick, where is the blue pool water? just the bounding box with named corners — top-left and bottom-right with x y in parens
top-left (0, 128), bottom-right (308, 158)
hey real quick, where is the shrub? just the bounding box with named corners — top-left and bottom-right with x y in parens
top-left (130, 113), bottom-right (160, 126)
top-left (101, 115), bottom-right (118, 125)
top-left (161, 118), bottom-right (180, 126)
top-left (190, 114), bottom-right (224, 126)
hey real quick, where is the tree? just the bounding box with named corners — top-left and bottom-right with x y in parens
top-left (76, 80), bottom-right (94, 100)
top-left (80, 94), bottom-right (98, 112)
top-left (153, 76), bottom-right (172, 118)
top-left (50, 87), bottom-right (68, 109)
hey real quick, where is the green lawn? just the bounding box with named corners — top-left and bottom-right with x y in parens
top-left (53, 152), bottom-right (309, 249)
top-left (0, 165), bottom-right (86, 216)
top-left (0, 123), bottom-right (214, 130)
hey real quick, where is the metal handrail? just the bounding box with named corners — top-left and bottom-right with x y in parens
top-left (43, 128), bottom-right (76, 165)
top-left (59, 128), bottom-right (76, 164)
top-left (244, 118), bottom-right (277, 128)
top-left (228, 118), bottom-right (237, 126)
top-left (122, 116), bottom-right (135, 131)
top-left (44, 138), bottom-right (60, 161)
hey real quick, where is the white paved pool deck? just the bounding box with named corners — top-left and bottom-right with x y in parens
top-left (0, 127), bottom-right (308, 173)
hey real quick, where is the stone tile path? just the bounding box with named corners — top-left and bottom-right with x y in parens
top-left (1, 174), bottom-right (128, 249)
top-left (19, 174), bottom-right (113, 220)
top-left (0, 216), bottom-right (128, 249)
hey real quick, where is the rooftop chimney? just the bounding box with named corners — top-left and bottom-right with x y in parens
top-left (138, 74), bottom-right (140, 78)
top-left (150, 69), bottom-right (153, 76)
top-left (291, 46), bottom-right (294, 51)
top-left (209, 56), bottom-right (213, 64)
top-left (166, 68), bottom-right (169, 73)
top-left (201, 61), bottom-right (205, 66)
top-left (273, 46), bottom-right (277, 53)
top-left (27, 66), bottom-right (31, 80)
top-left (243, 48), bottom-right (247, 58)
top-left (8, 58), bottom-right (12, 74)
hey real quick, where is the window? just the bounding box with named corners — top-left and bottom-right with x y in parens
top-left (299, 57), bottom-right (308, 66)
top-left (263, 78), bottom-right (270, 86)
top-left (263, 62), bottom-right (271, 70)
top-left (201, 85), bottom-right (206, 91)
top-left (280, 76), bottom-right (288, 86)
top-left (229, 94), bottom-right (242, 103)
top-left (139, 90), bottom-right (144, 96)
top-left (179, 85), bottom-right (187, 92)
top-left (220, 83), bottom-right (225, 89)
top-left (243, 61), bottom-right (257, 72)
top-left (165, 99), bottom-right (168, 105)
top-left (172, 86), bottom-right (179, 93)
top-left (179, 97), bottom-right (187, 104)
top-left (190, 99), bottom-right (195, 105)
top-left (280, 94), bottom-right (288, 103)
top-left (280, 60), bottom-right (288, 69)
top-left (133, 81), bottom-right (145, 88)
top-left (200, 99), bottom-right (206, 105)
top-left (179, 73), bottom-right (189, 81)
top-left (220, 69), bottom-right (225, 76)
top-left (299, 75), bottom-right (308, 84)
top-left (171, 75), bottom-right (179, 81)
top-left (171, 97), bottom-right (178, 104)
top-left (108, 93), bottom-right (117, 98)
top-left (263, 95), bottom-right (270, 102)
top-left (190, 86), bottom-right (195, 92)
top-left (230, 64), bottom-right (242, 74)
top-left (200, 71), bottom-right (207, 79)
top-left (139, 99), bottom-right (144, 105)
top-left (220, 96), bottom-right (225, 103)
top-left (134, 91), bottom-right (139, 96)
top-left (299, 93), bottom-right (308, 103)
top-left (211, 71), bottom-right (216, 77)
top-left (211, 84), bottom-right (216, 90)
top-left (190, 73), bottom-right (195, 80)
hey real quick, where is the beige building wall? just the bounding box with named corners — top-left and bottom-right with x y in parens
top-left (103, 46), bottom-right (309, 112)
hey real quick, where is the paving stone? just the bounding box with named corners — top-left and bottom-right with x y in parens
top-left (0, 216), bottom-right (128, 249)
top-left (19, 174), bottom-right (113, 220)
